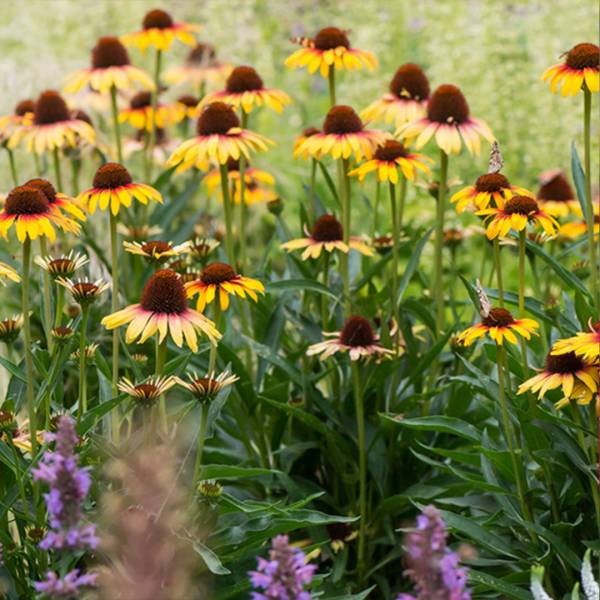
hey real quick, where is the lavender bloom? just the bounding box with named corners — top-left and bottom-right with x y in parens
top-left (34, 569), bottom-right (97, 599)
top-left (249, 534), bottom-right (316, 600)
top-left (32, 416), bottom-right (98, 551)
top-left (397, 505), bottom-right (470, 600)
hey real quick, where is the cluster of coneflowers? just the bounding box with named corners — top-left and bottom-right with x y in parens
top-left (0, 4), bottom-right (596, 597)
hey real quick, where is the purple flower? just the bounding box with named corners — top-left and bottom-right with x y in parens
top-left (397, 505), bottom-right (471, 600)
top-left (32, 416), bottom-right (98, 551)
top-left (249, 535), bottom-right (316, 600)
top-left (34, 569), bottom-right (97, 599)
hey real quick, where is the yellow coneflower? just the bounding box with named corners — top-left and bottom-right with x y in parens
top-left (0, 314), bottom-right (24, 344)
top-left (456, 307), bottom-right (539, 346)
top-left (293, 127), bottom-right (320, 159)
top-left (64, 36), bottom-right (154, 95)
top-left (477, 195), bottom-right (559, 239)
top-left (397, 84), bottom-right (494, 155)
top-left (164, 43), bottom-right (231, 88)
top-left (175, 95), bottom-right (200, 120)
top-left (70, 343), bottom-right (99, 362)
top-left (307, 315), bottom-right (393, 361)
top-left (175, 370), bottom-right (239, 402)
top-left (188, 238), bottom-right (220, 262)
top-left (56, 278), bottom-right (110, 306)
top-left (121, 8), bottom-right (200, 52)
top-left (52, 325), bottom-right (74, 343)
top-left (450, 172), bottom-right (533, 213)
top-left (543, 43), bottom-right (599, 96)
top-left (9, 90), bottom-right (95, 154)
top-left (119, 91), bottom-right (182, 131)
top-left (166, 102), bottom-right (272, 172)
top-left (118, 376), bottom-right (176, 407)
top-left (281, 214), bottom-right (373, 260)
top-left (185, 262), bottom-right (264, 312)
top-left (0, 262), bottom-right (20, 285)
top-left (101, 269), bottom-right (220, 351)
top-left (536, 169), bottom-right (580, 217)
top-left (0, 99), bottom-right (34, 139)
top-left (348, 139), bottom-right (432, 183)
top-left (201, 66), bottom-right (291, 114)
top-left (78, 162), bottom-right (162, 216)
top-left (551, 321), bottom-right (600, 362)
top-left (294, 105), bottom-right (386, 161)
top-left (560, 215), bottom-right (600, 240)
top-left (518, 351), bottom-right (598, 408)
top-left (361, 63), bottom-right (430, 127)
top-left (0, 186), bottom-right (80, 242)
top-left (123, 240), bottom-right (191, 265)
top-left (285, 27), bottom-right (377, 78)
top-left (24, 178), bottom-right (86, 222)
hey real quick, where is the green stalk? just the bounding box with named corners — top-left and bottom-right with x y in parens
top-left (54, 284), bottom-right (64, 328)
top-left (156, 337), bottom-right (168, 431)
top-left (33, 152), bottom-right (42, 176)
top-left (22, 239), bottom-right (36, 454)
top-left (328, 68), bottom-right (336, 107)
top-left (52, 147), bottom-right (63, 191)
top-left (493, 238), bottom-right (504, 307)
top-left (308, 158), bottom-right (317, 225)
top-left (207, 302), bottom-right (222, 374)
top-left (147, 49), bottom-right (163, 181)
top-left (109, 212), bottom-right (120, 442)
top-left (238, 111), bottom-right (249, 271)
top-left (352, 362), bottom-right (367, 581)
top-left (110, 85), bottom-right (123, 163)
top-left (372, 179), bottom-right (381, 238)
top-left (39, 238), bottom-right (54, 354)
top-left (337, 158), bottom-right (351, 313)
top-left (77, 305), bottom-right (90, 423)
top-left (219, 163), bottom-right (235, 266)
top-left (518, 231), bottom-right (529, 383)
top-left (193, 403), bottom-right (209, 483)
top-left (583, 87), bottom-right (598, 307)
top-left (433, 150), bottom-right (448, 333)
top-left (321, 252), bottom-right (330, 329)
top-left (389, 180), bottom-right (399, 324)
top-left (7, 148), bottom-right (18, 186)
top-left (70, 158), bottom-right (81, 196)
top-left (397, 175), bottom-right (407, 234)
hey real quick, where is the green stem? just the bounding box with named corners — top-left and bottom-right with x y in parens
top-left (493, 238), bottom-right (504, 307)
top-left (337, 158), bottom-right (351, 313)
top-left (238, 112), bottom-right (249, 271)
top-left (7, 148), bottom-right (18, 186)
top-left (372, 179), bottom-right (381, 238)
top-left (109, 212), bottom-right (120, 442)
top-left (70, 158), bottom-right (81, 196)
top-left (433, 150), bottom-right (448, 333)
top-left (321, 252), bottom-right (330, 329)
top-left (54, 285), bottom-right (64, 328)
top-left (208, 302), bottom-right (222, 374)
top-left (308, 158), bottom-right (317, 225)
top-left (397, 175), bottom-right (407, 234)
top-left (147, 49), bottom-right (163, 182)
top-left (39, 238), bottom-right (54, 354)
top-left (220, 163), bottom-right (235, 266)
top-left (77, 306), bottom-right (90, 424)
top-left (518, 231), bottom-right (529, 383)
top-left (328, 68), bottom-right (336, 107)
top-left (156, 337), bottom-right (168, 430)
top-left (352, 362), bottom-right (367, 581)
top-left (22, 239), bottom-right (36, 455)
top-left (33, 152), bottom-right (42, 176)
top-left (110, 85), bottom-right (123, 163)
top-left (389, 181), bottom-right (399, 324)
top-left (193, 403), bottom-right (209, 483)
top-left (52, 147), bottom-right (63, 191)
top-left (583, 87), bottom-right (598, 307)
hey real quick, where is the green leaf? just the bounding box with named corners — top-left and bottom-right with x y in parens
top-left (469, 569), bottom-right (531, 600)
top-left (198, 464), bottom-right (278, 480)
top-left (317, 161), bottom-right (340, 207)
top-left (571, 141), bottom-right (587, 219)
top-left (267, 279), bottom-right (340, 302)
top-left (0, 356), bottom-right (26, 383)
top-left (382, 415), bottom-right (481, 442)
top-left (193, 541), bottom-right (231, 575)
top-left (396, 228), bottom-right (433, 307)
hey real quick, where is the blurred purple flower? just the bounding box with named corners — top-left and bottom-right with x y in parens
top-left (397, 505), bottom-right (470, 600)
top-left (32, 415), bottom-right (98, 551)
top-left (249, 534), bottom-right (316, 600)
top-left (34, 569), bottom-right (97, 599)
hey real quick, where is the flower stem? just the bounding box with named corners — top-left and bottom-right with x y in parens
top-left (493, 238), bottom-right (504, 307)
top-left (308, 158), bottom-right (317, 225)
top-left (328, 68), bottom-right (336, 107)
top-left (389, 180), bottom-right (399, 324)
top-left (70, 157), bottom-right (81, 196)
top-left (110, 85), bottom-right (123, 163)
top-left (372, 179), bottom-right (381, 238)
top-left (238, 111), bottom-right (249, 271)
top-left (352, 361), bottom-right (367, 582)
top-left (321, 252), bottom-right (330, 329)
top-left (147, 48), bottom-right (163, 182)
top-left (518, 231), bottom-right (529, 385)
top-left (52, 147), bottom-right (63, 191)
top-left (193, 403), bottom-right (209, 483)
top-left (54, 285), bottom-right (64, 328)
top-left (208, 302), bottom-right (221, 374)
top-left (583, 87), bottom-right (598, 307)
top-left (109, 212), bottom-right (120, 442)
top-left (39, 238), bottom-right (54, 354)
top-left (7, 148), bottom-right (18, 187)
top-left (22, 239), bottom-right (36, 456)
top-left (433, 150), bottom-right (448, 333)
top-left (156, 337), bottom-right (168, 431)
top-left (337, 158), bottom-right (351, 313)
top-left (219, 163), bottom-right (235, 266)
top-left (77, 305), bottom-right (90, 424)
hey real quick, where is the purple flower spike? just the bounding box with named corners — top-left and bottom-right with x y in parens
top-left (34, 569), bottom-right (97, 599)
top-left (249, 534), bottom-right (316, 600)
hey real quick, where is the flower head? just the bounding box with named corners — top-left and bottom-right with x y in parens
top-left (164, 42), bottom-right (231, 87)
top-left (34, 569), bottom-right (97, 599)
top-left (456, 307), bottom-right (539, 346)
top-left (123, 240), bottom-right (191, 265)
top-left (188, 237), bottom-right (220, 262)
top-left (281, 214), bottom-right (374, 260)
top-left (397, 84), bottom-right (494, 155)
top-left (285, 26), bottom-right (376, 77)
top-left (249, 534), bottom-right (316, 600)
top-left (101, 269), bottom-right (221, 351)
top-left (119, 90), bottom-right (183, 131)
top-left (70, 343), bottom-right (99, 362)
top-left (0, 261), bottom-right (20, 285)
top-left (25, 177), bottom-right (87, 221)
top-left (56, 278), bottom-right (110, 306)
top-left (552, 320), bottom-right (600, 362)
top-left (204, 159), bottom-right (277, 204)
top-left (307, 315), bottom-right (393, 361)
top-left (175, 370), bottom-right (239, 403)
top-left (536, 169), bottom-right (579, 217)
top-left (0, 314), bottom-right (24, 344)
top-left (361, 63), bottom-right (430, 127)
top-left (185, 262), bottom-right (265, 311)
top-left (543, 43), bottom-right (599, 96)
top-left (79, 162), bottom-right (162, 216)
top-left (118, 376), bottom-right (175, 408)
top-left (35, 251), bottom-right (88, 279)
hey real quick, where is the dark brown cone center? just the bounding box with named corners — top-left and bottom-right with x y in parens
top-left (311, 215), bottom-right (343, 242)
top-left (475, 173), bottom-right (510, 193)
top-left (538, 173), bottom-right (574, 202)
top-left (92, 36), bottom-right (130, 69)
top-left (5, 186), bottom-right (49, 215)
top-left (130, 91), bottom-right (152, 109)
top-left (314, 27), bottom-right (350, 50)
top-left (201, 262), bottom-right (236, 284)
top-left (340, 316), bottom-right (376, 347)
top-left (93, 163), bottom-right (133, 189)
top-left (544, 351), bottom-right (584, 374)
top-left (34, 91), bottom-right (71, 125)
top-left (197, 102), bottom-right (240, 136)
top-left (374, 140), bottom-right (408, 161)
top-left (482, 307), bottom-right (515, 327)
top-left (49, 258), bottom-right (75, 273)
top-left (140, 270), bottom-right (187, 314)
top-left (24, 179), bottom-right (57, 203)
top-left (504, 195), bottom-right (539, 216)
top-left (187, 43), bottom-right (216, 64)
top-left (389, 63), bottom-right (430, 101)
top-left (323, 105), bottom-right (363, 134)
top-left (565, 43), bottom-right (599, 70)
top-left (177, 94), bottom-right (198, 107)
top-left (426, 84), bottom-right (470, 124)
top-left (303, 126), bottom-right (320, 137)
top-left (141, 241), bottom-right (172, 255)
top-left (134, 383), bottom-right (159, 398)
top-left (226, 66), bottom-right (264, 93)
top-left (73, 282), bottom-right (98, 296)
top-left (142, 9), bottom-right (174, 30)
top-left (15, 99), bottom-right (34, 116)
